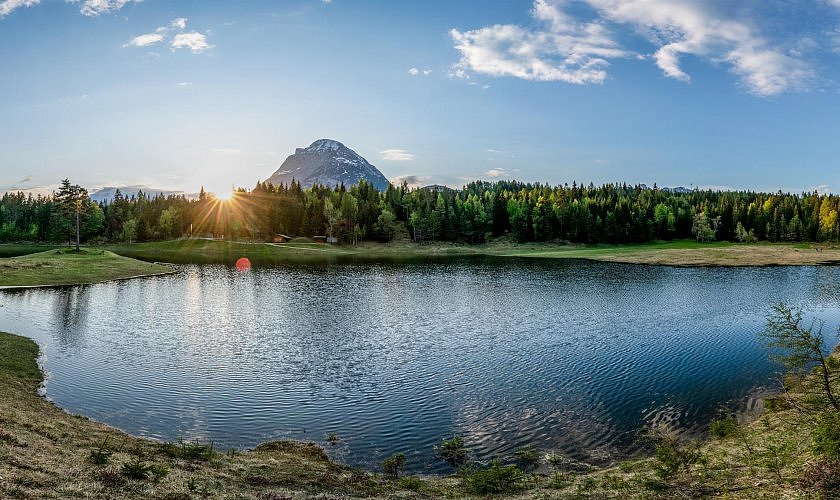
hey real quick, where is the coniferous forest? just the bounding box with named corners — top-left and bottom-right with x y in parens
top-left (2, 178), bottom-right (839, 245)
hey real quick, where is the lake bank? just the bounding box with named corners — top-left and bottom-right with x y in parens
top-left (98, 239), bottom-right (840, 267)
top-left (0, 330), bottom-right (823, 498)
top-left (0, 249), bottom-right (173, 288)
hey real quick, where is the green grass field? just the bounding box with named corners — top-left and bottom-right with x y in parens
top-left (0, 248), bottom-right (173, 287)
top-left (99, 238), bottom-right (840, 267)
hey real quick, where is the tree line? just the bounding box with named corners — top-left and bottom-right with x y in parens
top-left (3, 178), bottom-right (840, 245)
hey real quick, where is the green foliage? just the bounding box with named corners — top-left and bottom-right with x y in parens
top-left (396, 476), bottom-right (424, 491)
top-left (120, 457), bottom-right (151, 480)
top-left (651, 434), bottom-right (701, 480)
top-left (381, 452), bottom-right (406, 478)
top-left (88, 438), bottom-right (113, 465)
top-left (813, 412), bottom-right (840, 458)
top-left (709, 415), bottom-right (739, 438)
top-left (461, 459), bottom-right (524, 495)
top-left (148, 463), bottom-right (170, 481)
top-left (5, 176), bottom-right (840, 246)
top-left (160, 438), bottom-right (215, 461)
top-left (435, 435), bottom-right (469, 469)
top-left (762, 303), bottom-right (840, 412)
top-left (513, 446), bottom-right (540, 470)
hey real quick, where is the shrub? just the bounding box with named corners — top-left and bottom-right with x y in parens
top-left (397, 476), bottom-right (424, 491)
top-left (513, 446), bottom-right (540, 470)
top-left (160, 438), bottom-right (215, 461)
top-left (813, 412), bottom-right (840, 458)
top-left (709, 415), bottom-right (739, 438)
top-left (435, 435), bottom-right (469, 469)
top-left (544, 451), bottom-right (570, 472)
top-left (652, 435), bottom-right (701, 480)
top-left (88, 439), bottom-right (113, 465)
top-left (120, 457), bottom-right (151, 480)
top-left (461, 459), bottom-right (523, 495)
top-left (381, 452), bottom-right (407, 478)
top-left (148, 463), bottom-right (170, 481)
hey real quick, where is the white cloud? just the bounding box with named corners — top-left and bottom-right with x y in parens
top-left (169, 17), bottom-right (186, 30)
top-left (485, 168), bottom-right (509, 178)
top-left (127, 18), bottom-right (212, 55)
top-left (450, 0), bottom-right (814, 96)
top-left (0, 0), bottom-right (39, 18)
top-left (408, 67), bottom-right (433, 77)
top-left (408, 67), bottom-right (419, 75)
top-left (171, 32), bottom-right (212, 53)
top-left (586, 0), bottom-right (811, 96)
top-left (67, 0), bottom-right (138, 17)
top-left (450, 0), bottom-right (627, 85)
top-left (124, 32), bottom-right (164, 47)
top-left (380, 149), bottom-right (415, 161)
top-left (391, 175), bottom-right (430, 188)
top-left (176, 81), bottom-right (192, 86)
top-left (423, 69), bottom-right (432, 75)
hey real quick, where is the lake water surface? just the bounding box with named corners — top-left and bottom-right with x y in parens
top-left (3, 258), bottom-right (840, 472)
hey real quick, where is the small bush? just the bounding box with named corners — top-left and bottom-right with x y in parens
top-left (397, 476), bottom-right (424, 491)
top-left (709, 415), bottom-right (739, 438)
top-left (160, 438), bottom-right (215, 461)
top-left (148, 463), bottom-right (170, 481)
top-left (120, 457), bottom-right (151, 480)
top-left (546, 472), bottom-right (572, 489)
top-left (461, 459), bottom-right (523, 495)
top-left (813, 413), bottom-right (840, 458)
top-left (798, 458), bottom-right (840, 494)
top-left (381, 452), bottom-right (407, 478)
top-left (513, 446), bottom-right (540, 470)
top-left (652, 435), bottom-right (701, 480)
top-left (435, 435), bottom-right (469, 469)
top-left (544, 451), bottom-right (570, 472)
top-left (88, 438), bottom-right (113, 465)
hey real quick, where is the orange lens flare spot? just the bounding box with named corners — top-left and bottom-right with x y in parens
top-left (235, 257), bottom-right (251, 272)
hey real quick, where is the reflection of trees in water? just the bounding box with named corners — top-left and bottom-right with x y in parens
top-left (51, 286), bottom-right (92, 349)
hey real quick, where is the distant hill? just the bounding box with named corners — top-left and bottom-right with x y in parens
top-left (266, 139), bottom-right (390, 191)
top-left (90, 186), bottom-right (186, 203)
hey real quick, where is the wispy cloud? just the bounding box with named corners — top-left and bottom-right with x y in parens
top-left (171, 32), bottom-right (212, 53)
top-left (0, 0), bottom-right (39, 18)
top-left (408, 67), bottom-right (433, 76)
top-left (380, 149), bottom-right (415, 161)
top-left (450, 0), bottom-right (814, 96)
top-left (485, 168), bottom-right (509, 178)
top-left (2, 0), bottom-right (142, 18)
top-left (124, 33), bottom-right (164, 48)
top-left (70, 0), bottom-right (140, 17)
top-left (391, 174), bottom-right (430, 188)
top-left (125, 17), bottom-right (212, 54)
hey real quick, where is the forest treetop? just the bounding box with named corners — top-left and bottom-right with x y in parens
top-left (1, 179), bottom-right (837, 245)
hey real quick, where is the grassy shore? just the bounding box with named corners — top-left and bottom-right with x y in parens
top-left (0, 330), bottom-right (826, 498)
top-left (98, 238), bottom-right (840, 267)
top-left (0, 249), bottom-right (173, 287)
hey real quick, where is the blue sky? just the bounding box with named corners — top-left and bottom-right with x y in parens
top-left (2, 0), bottom-right (840, 197)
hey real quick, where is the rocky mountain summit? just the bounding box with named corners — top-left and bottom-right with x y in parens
top-left (266, 139), bottom-right (390, 191)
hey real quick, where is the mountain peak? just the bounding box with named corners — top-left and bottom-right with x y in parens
top-left (268, 139), bottom-right (390, 191)
top-left (306, 139), bottom-right (345, 152)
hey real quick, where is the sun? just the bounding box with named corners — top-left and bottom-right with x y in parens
top-left (214, 191), bottom-right (233, 202)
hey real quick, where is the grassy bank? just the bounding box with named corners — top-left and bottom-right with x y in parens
top-left (100, 238), bottom-right (840, 267)
top-left (0, 331), bottom-right (827, 498)
top-left (0, 249), bottom-right (173, 287)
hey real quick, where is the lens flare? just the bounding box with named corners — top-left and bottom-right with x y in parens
top-left (235, 257), bottom-right (251, 272)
